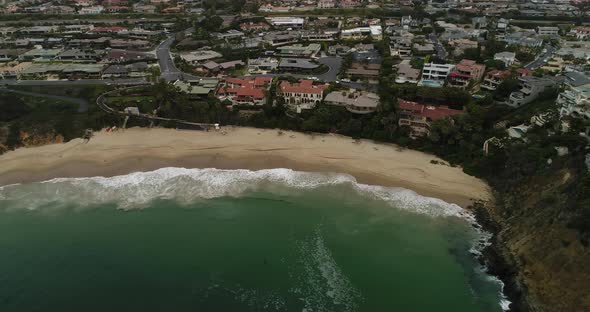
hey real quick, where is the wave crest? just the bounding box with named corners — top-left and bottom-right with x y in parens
top-left (0, 167), bottom-right (468, 219)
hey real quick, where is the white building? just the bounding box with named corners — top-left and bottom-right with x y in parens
top-left (419, 63), bottom-right (455, 87)
top-left (266, 17), bottom-right (305, 29)
top-left (78, 5), bottom-right (104, 14)
top-left (494, 51), bottom-right (516, 67)
top-left (558, 72), bottom-right (590, 120)
top-left (247, 57), bottom-right (279, 74)
top-left (341, 26), bottom-right (382, 40)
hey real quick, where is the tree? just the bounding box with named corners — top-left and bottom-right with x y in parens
top-left (484, 59), bottom-right (506, 70)
top-left (496, 79), bottom-right (520, 99)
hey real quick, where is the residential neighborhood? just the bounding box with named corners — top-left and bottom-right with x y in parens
top-left (1, 1), bottom-right (590, 312)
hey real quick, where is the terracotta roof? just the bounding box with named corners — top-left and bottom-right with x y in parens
top-left (398, 99), bottom-right (463, 120)
top-left (278, 80), bottom-right (328, 94)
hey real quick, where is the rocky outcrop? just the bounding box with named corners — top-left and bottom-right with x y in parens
top-left (480, 169), bottom-right (590, 312)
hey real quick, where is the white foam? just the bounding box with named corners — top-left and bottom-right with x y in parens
top-left (0, 167), bottom-right (468, 220)
top-left (294, 228), bottom-right (361, 312)
top-left (0, 167), bottom-right (510, 309)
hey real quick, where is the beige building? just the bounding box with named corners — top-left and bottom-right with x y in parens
top-left (324, 90), bottom-right (380, 114)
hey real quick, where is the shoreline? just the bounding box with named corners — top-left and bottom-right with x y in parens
top-left (0, 126), bottom-right (524, 310)
top-left (0, 127), bottom-right (491, 208)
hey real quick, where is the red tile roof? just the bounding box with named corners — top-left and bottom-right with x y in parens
top-left (278, 79), bottom-right (328, 94)
top-left (217, 76), bottom-right (272, 100)
top-left (398, 99), bottom-right (463, 120)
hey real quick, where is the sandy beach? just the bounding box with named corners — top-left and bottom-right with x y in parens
top-left (0, 127), bottom-right (490, 207)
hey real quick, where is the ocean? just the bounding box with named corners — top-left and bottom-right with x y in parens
top-left (0, 168), bottom-right (508, 312)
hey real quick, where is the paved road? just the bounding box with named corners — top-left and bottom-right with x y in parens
top-left (0, 87), bottom-right (90, 112)
top-left (315, 56), bottom-right (342, 82)
top-left (156, 35), bottom-right (201, 81)
top-left (524, 44), bottom-right (556, 70)
top-left (429, 32), bottom-right (448, 60)
top-left (157, 36), bottom-right (182, 81)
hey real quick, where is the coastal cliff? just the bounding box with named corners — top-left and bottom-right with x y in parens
top-left (479, 165), bottom-right (590, 312)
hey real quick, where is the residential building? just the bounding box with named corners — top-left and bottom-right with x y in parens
top-left (395, 60), bottom-right (421, 84)
top-left (412, 42), bottom-right (435, 56)
top-left (317, 0), bottom-right (336, 8)
top-left (541, 57), bottom-right (569, 73)
top-left (276, 79), bottom-right (329, 113)
top-left (263, 31), bottom-right (300, 46)
top-left (557, 71), bottom-right (590, 119)
top-left (494, 51), bottom-right (516, 67)
top-left (240, 22), bottom-right (270, 32)
top-left (390, 33), bottom-right (413, 58)
top-left (266, 17), bottom-right (305, 29)
top-left (341, 26), bottom-right (382, 40)
top-left (481, 69), bottom-right (512, 91)
top-left (398, 99), bottom-right (463, 138)
top-left (472, 16), bottom-right (488, 29)
top-left (179, 50), bottom-right (222, 64)
top-left (247, 57), bottom-right (279, 74)
top-left (57, 49), bottom-right (102, 62)
top-left (0, 62), bottom-right (31, 79)
top-left (78, 5), bottom-right (104, 14)
top-left (324, 90), bottom-right (380, 114)
top-left (174, 78), bottom-right (219, 98)
top-left (571, 26), bottom-right (590, 40)
top-left (216, 77), bottom-right (272, 106)
top-left (537, 26), bottom-right (559, 36)
top-left (18, 48), bottom-right (62, 61)
top-left (419, 63), bottom-right (455, 87)
top-left (19, 63), bottom-right (105, 80)
top-left (278, 58), bottom-right (319, 72)
top-left (508, 76), bottom-right (560, 107)
top-left (447, 59), bottom-right (485, 89)
top-left (448, 38), bottom-right (478, 57)
top-left (496, 18), bottom-right (509, 40)
top-left (276, 43), bottom-right (321, 58)
top-left (346, 63), bottom-right (380, 79)
top-left (101, 64), bottom-right (128, 78)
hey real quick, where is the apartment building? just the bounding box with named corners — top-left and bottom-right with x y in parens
top-left (276, 79), bottom-right (329, 113)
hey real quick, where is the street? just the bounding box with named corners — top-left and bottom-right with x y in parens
top-left (524, 44), bottom-right (556, 70)
top-left (429, 32), bottom-right (448, 60)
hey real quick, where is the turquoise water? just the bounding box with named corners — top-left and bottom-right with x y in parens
top-left (0, 168), bottom-right (506, 312)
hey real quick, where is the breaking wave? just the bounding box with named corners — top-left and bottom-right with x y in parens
top-left (0, 167), bottom-right (509, 310)
top-left (0, 167), bottom-right (470, 219)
